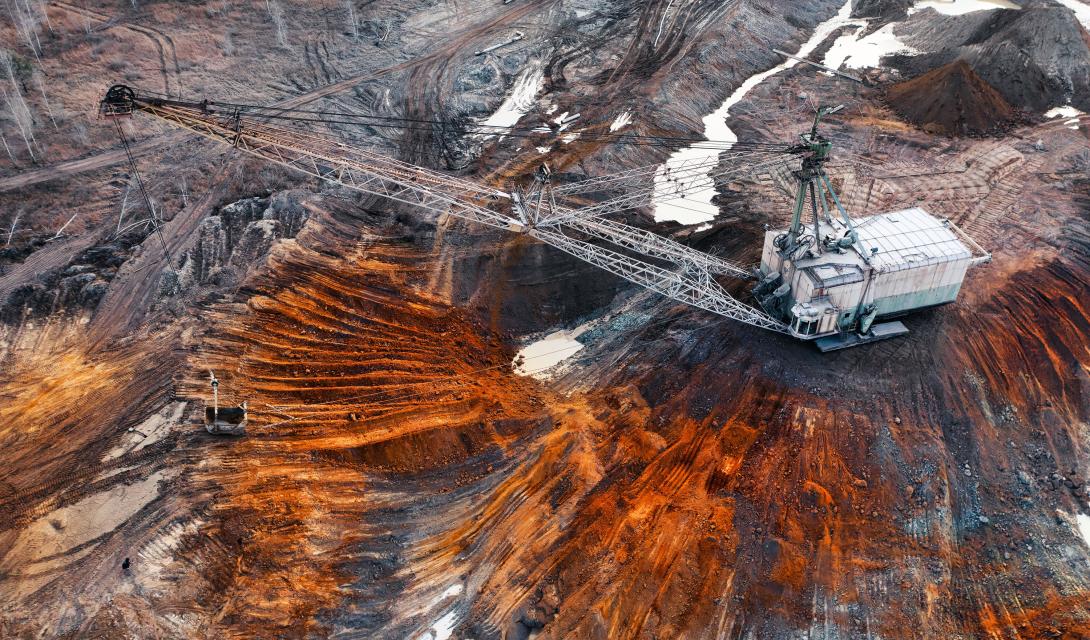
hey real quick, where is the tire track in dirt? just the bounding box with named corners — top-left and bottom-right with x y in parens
top-left (52, 0), bottom-right (179, 96)
top-left (0, 0), bottom-right (556, 193)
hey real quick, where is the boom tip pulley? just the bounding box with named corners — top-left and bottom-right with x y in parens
top-left (101, 84), bottom-right (137, 117)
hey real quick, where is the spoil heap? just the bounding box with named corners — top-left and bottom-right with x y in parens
top-left (885, 60), bottom-right (1017, 137)
top-left (894, 6), bottom-right (1090, 111)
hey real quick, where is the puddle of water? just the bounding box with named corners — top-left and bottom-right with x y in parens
top-left (651, 0), bottom-right (858, 225)
top-left (909, 0), bottom-right (1020, 15)
top-left (513, 322), bottom-right (595, 379)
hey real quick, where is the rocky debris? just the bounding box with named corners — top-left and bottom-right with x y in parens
top-left (176, 191), bottom-right (309, 290)
top-left (892, 5), bottom-right (1090, 111)
top-left (884, 60), bottom-right (1021, 136)
top-left (0, 234), bottom-right (52, 267)
top-left (852, 0), bottom-right (913, 22)
top-left (513, 584), bottom-right (560, 640)
top-left (0, 233), bottom-right (145, 322)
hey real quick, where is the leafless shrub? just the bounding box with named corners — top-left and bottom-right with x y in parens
top-left (345, 0), bottom-right (357, 40)
top-left (205, 1), bottom-right (231, 18)
top-left (220, 30), bottom-right (234, 56)
top-left (267, 0), bottom-right (287, 47)
top-left (70, 120), bottom-right (89, 147)
top-left (5, 0), bottom-right (45, 57)
top-left (1, 131), bottom-right (16, 164)
top-left (0, 48), bottom-right (38, 160)
top-left (1070, 149), bottom-right (1090, 172)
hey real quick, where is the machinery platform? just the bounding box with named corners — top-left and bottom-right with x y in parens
top-left (814, 321), bottom-right (909, 352)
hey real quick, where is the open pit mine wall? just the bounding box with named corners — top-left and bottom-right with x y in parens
top-left (1, 0), bottom-right (1090, 638)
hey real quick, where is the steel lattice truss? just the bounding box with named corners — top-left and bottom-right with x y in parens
top-left (128, 98), bottom-right (788, 333)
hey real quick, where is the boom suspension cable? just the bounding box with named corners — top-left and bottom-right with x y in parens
top-left (113, 118), bottom-right (180, 283)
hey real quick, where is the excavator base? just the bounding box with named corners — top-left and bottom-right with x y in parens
top-left (814, 321), bottom-right (909, 352)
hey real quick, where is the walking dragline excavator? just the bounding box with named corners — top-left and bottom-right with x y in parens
top-left (100, 85), bottom-right (989, 352)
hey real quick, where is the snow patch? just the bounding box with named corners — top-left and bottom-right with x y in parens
top-left (610, 111), bottom-right (633, 132)
top-left (652, 0), bottom-right (860, 225)
top-left (1054, 0), bottom-right (1090, 30)
top-left (425, 610), bottom-right (460, 640)
top-left (1046, 105), bottom-right (1081, 122)
top-left (1078, 513), bottom-right (1090, 548)
top-left (426, 582), bottom-right (465, 609)
top-left (441, 583), bottom-right (464, 599)
top-left (823, 21), bottom-right (917, 71)
top-left (1046, 105), bottom-right (1085, 130)
top-left (513, 322), bottom-right (595, 379)
top-left (909, 0), bottom-right (1020, 15)
top-left (1046, 105), bottom-right (1084, 119)
top-left (479, 65), bottom-right (544, 133)
top-left (554, 111), bottom-right (580, 131)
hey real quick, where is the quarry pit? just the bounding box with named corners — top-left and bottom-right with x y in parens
top-left (1, 0), bottom-right (1089, 638)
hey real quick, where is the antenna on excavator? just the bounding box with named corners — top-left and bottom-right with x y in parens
top-left (208, 370), bottom-right (219, 419)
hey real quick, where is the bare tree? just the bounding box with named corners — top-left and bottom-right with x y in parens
top-left (0, 49), bottom-right (38, 160)
top-left (345, 0), bottom-right (357, 41)
top-left (6, 0), bottom-right (45, 57)
top-left (5, 212), bottom-right (20, 246)
top-left (267, 0), bottom-right (287, 47)
top-left (32, 69), bottom-right (55, 129)
top-left (0, 130), bottom-right (15, 164)
top-left (51, 211), bottom-right (77, 239)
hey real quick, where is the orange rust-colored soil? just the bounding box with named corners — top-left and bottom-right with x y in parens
top-left (885, 60), bottom-right (1020, 137)
top-left (1, 1), bottom-right (1089, 638)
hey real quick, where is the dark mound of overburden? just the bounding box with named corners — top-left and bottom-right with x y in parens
top-left (885, 60), bottom-right (1019, 136)
top-left (893, 5), bottom-right (1090, 111)
top-left (852, 0), bottom-right (913, 21)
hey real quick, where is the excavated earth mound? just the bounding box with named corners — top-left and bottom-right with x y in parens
top-left (885, 60), bottom-right (1019, 137)
top-left (893, 5), bottom-right (1090, 112)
